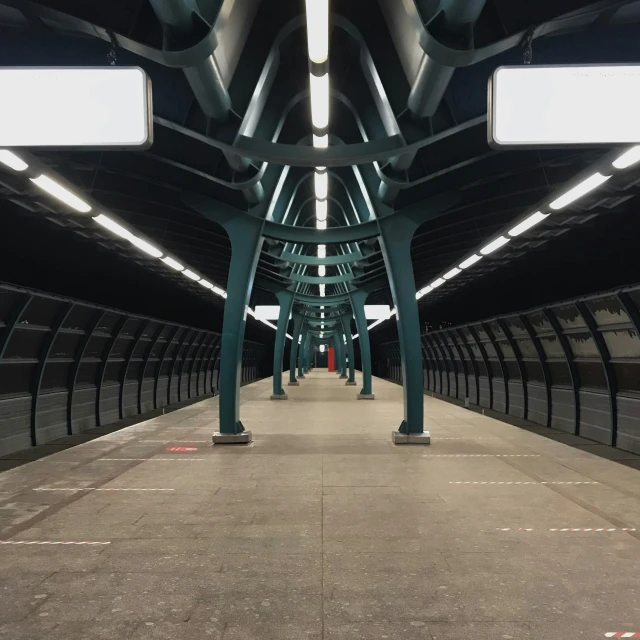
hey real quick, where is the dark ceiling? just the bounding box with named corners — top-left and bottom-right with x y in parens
top-left (1, 0), bottom-right (640, 348)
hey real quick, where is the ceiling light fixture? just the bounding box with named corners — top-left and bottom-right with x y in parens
top-left (314, 170), bottom-right (328, 200)
top-left (127, 235), bottom-right (163, 258)
top-left (508, 211), bottom-right (549, 237)
top-left (309, 73), bottom-right (330, 129)
top-left (443, 267), bottom-right (461, 280)
top-left (305, 0), bottom-right (328, 64)
top-left (212, 286), bottom-right (226, 298)
top-left (431, 278), bottom-right (445, 288)
top-left (316, 199), bottom-right (327, 221)
top-left (612, 145), bottom-right (640, 170)
top-left (459, 254), bottom-right (482, 269)
top-left (480, 236), bottom-right (510, 255)
top-left (31, 174), bottom-right (91, 213)
top-left (94, 213), bottom-right (132, 240)
top-left (162, 256), bottom-right (184, 271)
top-left (0, 149), bottom-right (28, 171)
top-left (183, 269), bottom-right (200, 281)
top-left (316, 219), bottom-right (327, 230)
top-left (549, 172), bottom-right (610, 210)
top-left (318, 265), bottom-right (326, 277)
top-left (317, 244), bottom-right (326, 258)
top-left (313, 134), bottom-right (328, 148)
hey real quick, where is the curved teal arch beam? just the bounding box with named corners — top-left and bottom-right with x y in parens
top-left (295, 293), bottom-right (351, 306)
top-left (287, 272), bottom-right (356, 285)
top-left (262, 219), bottom-right (380, 244)
top-left (277, 249), bottom-right (365, 266)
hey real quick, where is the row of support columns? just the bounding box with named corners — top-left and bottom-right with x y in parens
top-left (192, 184), bottom-right (434, 448)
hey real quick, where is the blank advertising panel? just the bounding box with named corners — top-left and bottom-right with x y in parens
top-left (0, 67), bottom-right (152, 148)
top-left (488, 65), bottom-right (640, 148)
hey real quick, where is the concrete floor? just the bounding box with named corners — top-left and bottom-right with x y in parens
top-left (1, 370), bottom-right (640, 639)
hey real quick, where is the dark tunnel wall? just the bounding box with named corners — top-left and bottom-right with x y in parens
top-left (0, 283), bottom-right (269, 457)
top-left (375, 283), bottom-right (640, 455)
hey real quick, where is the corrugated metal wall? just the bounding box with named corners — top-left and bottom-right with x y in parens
top-left (0, 284), bottom-right (268, 456)
top-left (375, 284), bottom-right (640, 455)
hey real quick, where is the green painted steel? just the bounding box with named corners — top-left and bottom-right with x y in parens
top-left (378, 213), bottom-right (424, 433)
top-left (214, 213), bottom-right (264, 434)
top-left (286, 272), bottom-right (355, 285)
top-left (298, 328), bottom-right (309, 377)
top-left (272, 289), bottom-right (295, 396)
top-left (341, 315), bottom-right (356, 383)
top-left (350, 289), bottom-right (373, 395)
top-left (277, 249), bottom-right (365, 266)
top-left (289, 312), bottom-right (304, 383)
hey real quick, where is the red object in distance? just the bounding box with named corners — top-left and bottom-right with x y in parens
top-left (166, 446), bottom-right (198, 452)
top-left (328, 347), bottom-right (335, 371)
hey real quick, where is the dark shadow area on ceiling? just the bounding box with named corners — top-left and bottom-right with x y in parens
top-left (0, 203), bottom-right (274, 345)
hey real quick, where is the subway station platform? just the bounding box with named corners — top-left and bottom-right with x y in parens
top-left (1, 370), bottom-right (640, 639)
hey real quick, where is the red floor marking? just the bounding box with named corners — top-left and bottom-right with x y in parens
top-left (165, 446), bottom-right (199, 452)
top-left (0, 540), bottom-right (110, 545)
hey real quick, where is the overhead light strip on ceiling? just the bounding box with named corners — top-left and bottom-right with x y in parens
top-left (0, 149), bottom-right (295, 337)
top-left (415, 145), bottom-right (640, 302)
top-left (305, 0), bottom-right (330, 238)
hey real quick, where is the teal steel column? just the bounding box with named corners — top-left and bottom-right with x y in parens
top-left (217, 216), bottom-right (263, 434)
top-left (298, 327), bottom-right (308, 378)
top-left (272, 289), bottom-right (295, 398)
top-left (378, 215), bottom-right (424, 434)
top-left (288, 312), bottom-right (304, 384)
top-left (341, 315), bottom-right (356, 384)
top-left (305, 338), bottom-right (312, 371)
top-left (338, 331), bottom-right (348, 379)
top-left (350, 289), bottom-right (374, 398)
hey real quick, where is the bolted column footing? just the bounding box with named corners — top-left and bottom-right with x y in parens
top-left (288, 381), bottom-right (300, 386)
top-left (357, 393), bottom-right (375, 400)
top-left (345, 380), bottom-right (357, 386)
top-left (270, 393), bottom-right (288, 400)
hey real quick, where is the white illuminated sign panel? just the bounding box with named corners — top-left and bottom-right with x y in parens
top-left (0, 67), bottom-right (152, 148)
top-left (488, 65), bottom-right (640, 148)
top-left (364, 305), bottom-right (392, 320)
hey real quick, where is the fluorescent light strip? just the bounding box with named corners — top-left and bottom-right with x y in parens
top-left (314, 171), bottom-right (328, 199)
top-left (459, 254), bottom-right (482, 269)
top-left (443, 267), bottom-right (461, 280)
top-left (309, 73), bottom-right (329, 129)
top-left (317, 244), bottom-right (326, 258)
top-left (612, 145), bottom-right (640, 170)
top-left (317, 219), bottom-right (327, 230)
top-left (183, 269), bottom-right (200, 281)
top-left (313, 134), bottom-right (328, 148)
top-left (549, 172), bottom-right (610, 210)
top-left (128, 235), bottom-right (163, 258)
top-left (508, 211), bottom-right (549, 237)
top-left (94, 213), bottom-right (133, 240)
top-left (0, 149), bottom-right (28, 171)
top-left (31, 175), bottom-right (91, 213)
top-left (199, 280), bottom-right (213, 289)
top-left (318, 265), bottom-right (326, 277)
top-left (480, 236), bottom-right (510, 255)
top-left (212, 286), bottom-right (226, 297)
top-left (162, 256), bottom-right (184, 271)
top-left (431, 278), bottom-right (445, 288)
top-left (316, 199), bottom-right (327, 221)
top-left (305, 0), bottom-right (328, 63)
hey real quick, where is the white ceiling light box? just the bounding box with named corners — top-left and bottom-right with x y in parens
top-left (0, 67), bottom-right (152, 148)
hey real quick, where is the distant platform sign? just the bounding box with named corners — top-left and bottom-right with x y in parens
top-left (0, 67), bottom-right (152, 148)
top-left (488, 65), bottom-right (640, 148)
